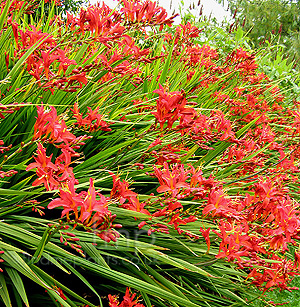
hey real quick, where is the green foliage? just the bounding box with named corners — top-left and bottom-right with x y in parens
top-left (219, 0), bottom-right (300, 67)
top-left (59, 0), bottom-right (87, 13)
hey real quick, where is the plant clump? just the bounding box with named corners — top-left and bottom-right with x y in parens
top-left (0, 0), bottom-right (300, 306)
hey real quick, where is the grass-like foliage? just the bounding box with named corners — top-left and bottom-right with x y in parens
top-left (0, 0), bottom-right (300, 306)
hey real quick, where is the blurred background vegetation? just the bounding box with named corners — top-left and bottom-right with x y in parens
top-left (219, 0), bottom-right (300, 68)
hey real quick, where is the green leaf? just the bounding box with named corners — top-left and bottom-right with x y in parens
top-left (140, 292), bottom-right (152, 307)
top-left (0, 0), bottom-right (12, 32)
top-left (31, 265), bottom-right (98, 307)
top-left (1, 251), bottom-right (51, 290)
top-left (59, 259), bottom-right (103, 307)
top-left (181, 144), bottom-right (199, 163)
top-left (0, 188), bottom-right (39, 196)
top-left (42, 253), bottom-right (70, 274)
top-left (145, 264), bottom-right (190, 300)
top-left (0, 272), bottom-right (11, 307)
top-left (80, 242), bottom-right (110, 268)
top-left (0, 241), bottom-right (29, 255)
top-left (140, 250), bottom-right (212, 277)
top-left (6, 268), bottom-right (29, 307)
top-left (235, 27), bottom-right (244, 43)
top-left (157, 39), bottom-right (175, 86)
top-left (74, 140), bottom-right (135, 172)
top-left (31, 227), bottom-right (52, 264)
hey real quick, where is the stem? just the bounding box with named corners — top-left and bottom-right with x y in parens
top-left (0, 140), bottom-right (33, 168)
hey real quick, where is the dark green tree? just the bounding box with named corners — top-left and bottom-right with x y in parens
top-left (57, 0), bottom-right (87, 14)
top-left (34, 0), bottom-right (87, 18)
top-left (218, 0), bottom-right (300, 65)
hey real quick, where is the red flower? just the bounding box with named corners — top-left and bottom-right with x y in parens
top-left (151, 84), bottom-right (193, 129)
top-left (110, 172), bottom-right (150, 215)
top-left (66, 73), bottom-right (88, 88)
top-left (79, 178), bottom-right (110, 223)
top-left (72, 103), bottom-right (111, 132)
top-left (108, 288), bottom-right (145, 307)
top-left (54, 148), bottom-right (77, 183)
top-left (154, 163), bottom-right (189, 197)
top-left (26, 143), bottom-right (59, 190)
top-left (56, 48), bottom-right (77, 73)
top-left (294, 252), bottom-right (300, 270)
top-left (203, 189), bottom-right (236, 217)
top-left (199, 227), bottom-right (211, 253)
top-left (48, 179), bottom-right (83, 219)
top-left (33, 104), bottom-right (85, 153)
top-left (40, 50), bottom-right (57, 78)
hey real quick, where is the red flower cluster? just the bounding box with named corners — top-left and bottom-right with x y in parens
top-left (10, 22), bottom-right (85, 92)
top-left (33, 104), bottom-right (90, 151)
top-left (120, 0), bottom-right (178, 30)
top-left (72, 103), bottom-right (111, 132)
top-left (132, 38), bottom-right (300, 289)
top-left (110, 172), bottom-right (150, 215)
top-left (152, 85), bottom-right (195, 130)
top-left (5, 0), bottom-right (176, 95)
top-left (148, 161), bottom-right (300, 289)
top-left (27, 103), bottom-right (119, 242)
top-left (108, 288), bottom-right (145, 307)
top-left (48, 178), bottom-right (121, 242)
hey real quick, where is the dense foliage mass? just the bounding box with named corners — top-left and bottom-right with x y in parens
top-left (219, 0), bottom-right (300, 67)
top-left (1, 0), bottom-right (300, 306)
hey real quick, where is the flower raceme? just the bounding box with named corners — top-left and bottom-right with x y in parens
top-left (5, 0), bottom-right (177, 94)
top-left (148, 143), bottom-right (189, 165)
top-left (26, 143), bottom-right (60, 191)
top-left (154, 162), bottom-right (189, 197)
top-left (26, 101), bottom-right (120, 242)
top-left (9, 21), bottom-right (87, 92)
top-left (34, 104), bottom-right (78, 146)
top-left (79, 3), bottom-right (124, 37)
top-left (33, 103), bottom-right (110, 154)
top-left (48, 178), bottom-right (120, 243)
top-left (120, 0), bottom-right (178, 30)
top-left (71, 103), bottom-right (111, 132)
top-left (26, 142), bottom-right (78, 191)
top-left (110, 172), bottom-right (150, 215)
top-left (152, 84), bottom-right (195, 130)
top-left (153, 162), bottom-right (216, 200)
top-left (27, 147), bottom-right (121, 242)
top-left (47, 179), bottom-right (82, 218)
top-left (150, 85), bottom-right (237, 150)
